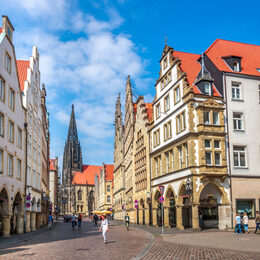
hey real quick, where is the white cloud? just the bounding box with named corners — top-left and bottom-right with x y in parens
top-left (2, 2), bottom-right (153, 165)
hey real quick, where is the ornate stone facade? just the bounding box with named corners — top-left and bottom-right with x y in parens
top-left (150, 45), bottom-right (231, 230)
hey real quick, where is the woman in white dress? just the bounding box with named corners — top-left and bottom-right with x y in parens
top-left (99, 215), bottom-right (109, 244)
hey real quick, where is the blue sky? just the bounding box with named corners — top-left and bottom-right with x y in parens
top-left (1, 0), bottom-right (260, 167)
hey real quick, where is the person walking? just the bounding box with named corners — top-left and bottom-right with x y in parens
top-left (94, 214), bottom-right (98, 226)
top-left (254, 211), bottom-right (260, 234)
top-left (235, 212), bottom-right (241, 234)
top-left (99, 215), bottom-right (109, 244)
top-left (125, 213), bottom-right (130, 231)
top-left (242, 212), bottom-right (249, 234)
top-left (72, 213), bottom-right (76, 231)
top-left (78, 214), bottom-right (82, 230)
top-left (48, 214), bottom-right (53, 230)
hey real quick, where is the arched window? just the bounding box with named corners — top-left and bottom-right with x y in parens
top-left (77, 190), bottom-right (82, 201)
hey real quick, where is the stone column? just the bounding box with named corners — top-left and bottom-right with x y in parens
top-left (176, 204), bottom-right (184, 230)
top-left (139, 208), bottom-right (143, 225)
top-left (26, 211), bottom-right (31, 232)
top-left (164, 207), bottom-right (170, 228)
top-left (16, 215), bottom-right (24, 234)
top-left (152, 208), bottom-right (157, 227)
top-left (192, 204), bottom-right (200, 230)
top-left (36, 213), bottom-right (41, 229)
top-left (145, 208), bottom-right (150, 226)
top-left (2, 216), bottom-right (11, 236)
top-left (31, 212), bottom-right (36, 231)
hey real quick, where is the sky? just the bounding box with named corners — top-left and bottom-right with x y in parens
top-left (1, 0), bottom-right (260, 167)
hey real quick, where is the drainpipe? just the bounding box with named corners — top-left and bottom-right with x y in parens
top-left (223, 73), bottom-right (234, 229)
top-left (24, 122), bottom-right (28, 233)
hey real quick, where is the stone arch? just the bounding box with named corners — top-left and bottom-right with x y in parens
top-left (12, 190), bottom-right (23, 216)
top-left (177, 181), bottom-right (188, 205)
top-left (195, 181), bottom-right (229, 204)
top-left (37, 198), bottom-right (41, 212)
top-left (0, 186), bottom-right (10, 216)
top-left (165, 185), bottom-right (176, 207)
top-left (153, 188), bottom-right (161, 204)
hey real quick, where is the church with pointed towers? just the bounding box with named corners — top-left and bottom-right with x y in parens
top-left (61, 105), bottom-right (113, 215)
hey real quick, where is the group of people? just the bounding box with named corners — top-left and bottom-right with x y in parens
top-left (235, 211), bottom-right (260, 234)
top-left (71, 213), bottom-right (82, 230)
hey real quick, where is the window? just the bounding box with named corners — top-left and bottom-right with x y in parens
top-left (176, 115), bottom-right (181, 133)
top-left (153, 129), bottom-right (160, 147)
top-left (233, 60), bottom-right (240, 72)
top-left (233, 146), bottom-right (246, 167)
top-left (7, 26), bottom-right (11, 38)
top-left (156, 104), bottom-right (161, 119)
top-left (205, 151), bottom-right (212, 165)
top-left (107, 195), bottom-right (111, 203)
top-left (0, 113), bottom-right (4, 136)
top-left (185, 143), bottom-right (188, 167)
top-left (155, 157), bottom-right (158, 177)
top-left (77, 190), bottom-right (82, 200)
top-left (204, 82), bottom-right (211, 95)
top-left (214, 140), bottom-right (220, 149)
top-left (171, 150), bottom-right (174, 171)
top-left (8, 121), bottom-right (14, 143)
top-left (213, 112), bottom-right (219, 125)
top-left (8, 154), bottom-right (13, 176)
top-left (0, 77), bottom-right (5, 102)
top-left (215, 152), bottom-right (221, 165)
top-left (163, 57), bottom-right (168, 69)
top-left (9, 88), bottom-right (15, 110)
top-left (176, 112), bottom-right (186, 133)
top-left (5, 53), bottom-right (11, 73)
top-left (174, 86), bottom-right (180, 103)
top-left (18, 128), bottom-right (22, 148)
top-left (236, 200), bottom-right (255, 218)
top-left (179, 146), bottom-right (183, 169)
top-left (205, 140), bottom-right (211, 148)
top-left (233, 113), bottom-right (243, 130)
top-left (17, 159), bottom-right (21, 178)
top-left (165, 152), bottom-right (169, 173)
top-left (203, 111), bottom-right (210, 124)
top-left (163, 121), bottom-right (172, 140)
top-left (168, 72), bottom-right (172, 82)
top-left (164, 95), bottom-right (170, 112)
top-left (181, 112), bottom-right (186, 130)
top-left (107, 185), bottom-right (111, 192)
top-left (0, 149), bottom-right (3, 174)
top-left (232, 82), bottom-right (241, 100)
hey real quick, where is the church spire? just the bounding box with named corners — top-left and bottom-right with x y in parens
top-left (67, 104), bottom-right (78, 142)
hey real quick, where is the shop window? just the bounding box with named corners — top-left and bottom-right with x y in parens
top-left (236, 199), bottom-right (255, 218)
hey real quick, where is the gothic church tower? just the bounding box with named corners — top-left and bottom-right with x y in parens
top-left (62, 105), bottom-right (83, 185)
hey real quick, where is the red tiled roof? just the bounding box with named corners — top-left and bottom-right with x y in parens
top-left (104, 164), bottom-right (114, 181)
top-left (72, 165), bottom-right (103, 185)
top-left (173, 50), bottom-right (220, 97)
top-left (49, 159), bottom-right (56, 171)
top-left (205, 39), bottom-right (260, 77)
top-left (16, 60), bottom-right (30, 91)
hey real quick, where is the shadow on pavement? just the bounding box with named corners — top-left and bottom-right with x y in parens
top-left (0, 219), bottom-right (101, 256)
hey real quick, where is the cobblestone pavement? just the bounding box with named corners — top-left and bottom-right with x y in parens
top-left (0, 218), bottom-right (150, 260)
top-left (142, 235), bottom-right (260, 260)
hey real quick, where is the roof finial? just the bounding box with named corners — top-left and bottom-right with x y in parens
top-left (72, 104), bottom-right (74, 110)
top-left (165, 36), bottom-right (167, 46)
top-left (201, 54), bottom-right (205, 78)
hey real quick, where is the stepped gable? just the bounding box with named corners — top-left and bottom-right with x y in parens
top-left (205, 39), bottom-right (260, 76)
top-left (72, 165), bottom-right (103, 185)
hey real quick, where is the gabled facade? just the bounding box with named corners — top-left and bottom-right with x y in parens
top-left (204, 39), bottom-right (260, 227)
top-left (0, 16), bottom-right (26, 236)
top-left (113, 94), bottom-right (125, 220)
top-left (123, 76), bottom-right (135, 220)
top-left (133, 97), bottom-right (152, 225)
top-left (149, 44), bottom-right (230, 230)
top-left (17, 45), bottom-right (43, 232)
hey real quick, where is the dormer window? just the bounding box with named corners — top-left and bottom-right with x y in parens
top-left (204, 82), bottom-right (211, 95)
top-left (233, 60), bottom-right (240, 72)
top-left (163, 57), bottom-right (168, 69)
